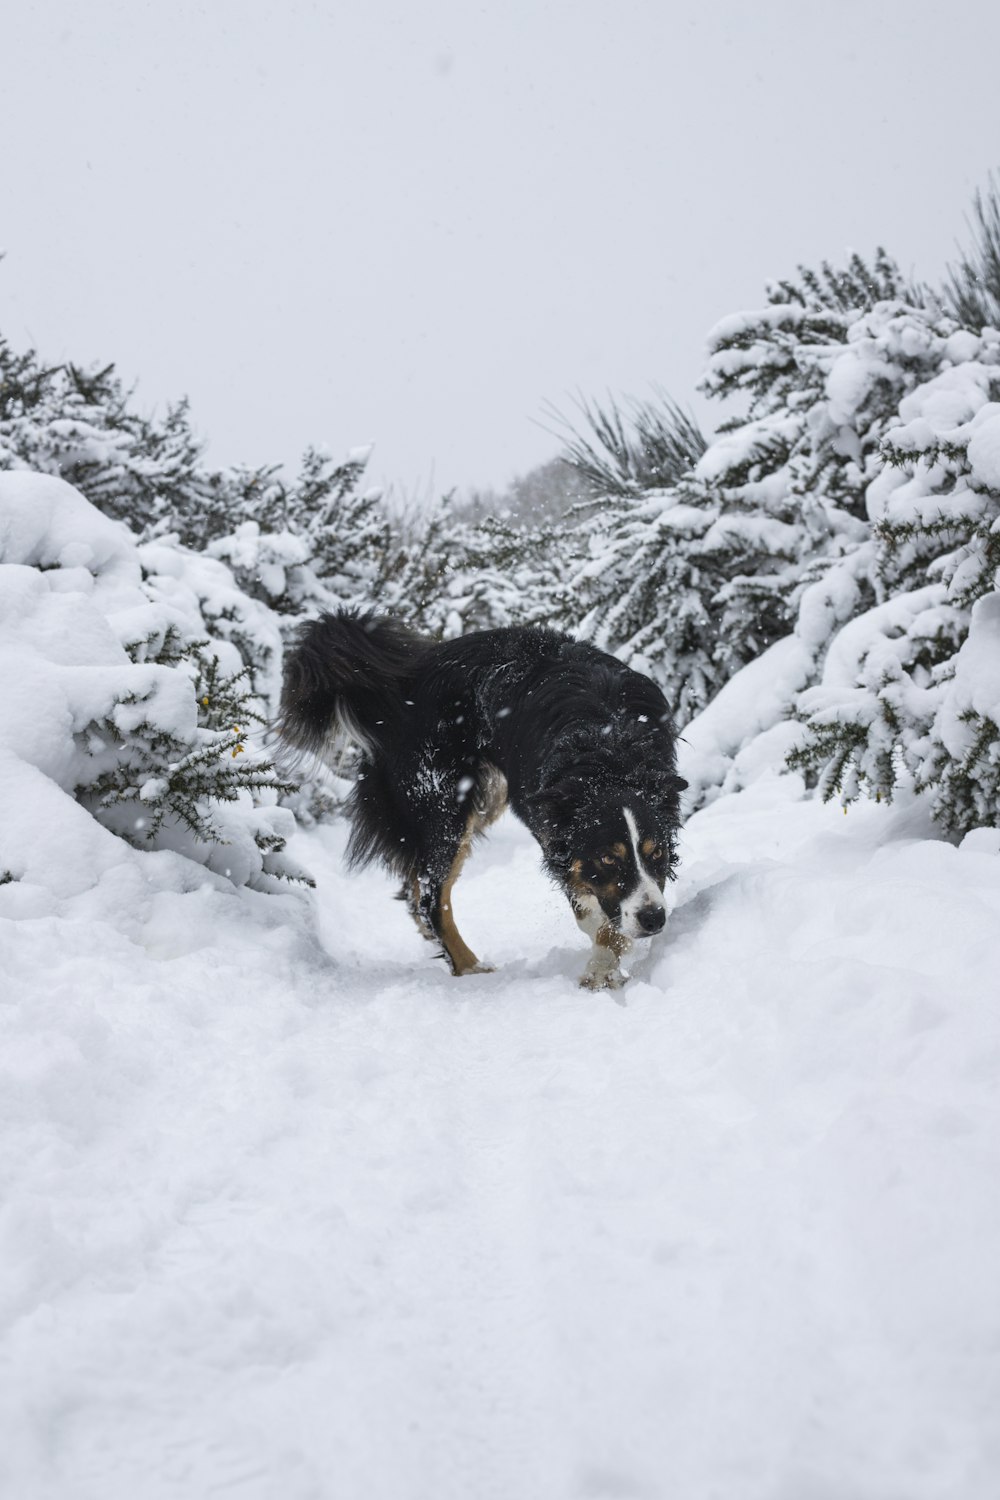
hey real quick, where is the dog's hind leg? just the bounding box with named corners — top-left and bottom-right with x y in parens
top-left (413, 814), bottom-right (493, 977)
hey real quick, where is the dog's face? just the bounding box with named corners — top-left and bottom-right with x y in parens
top-left (568, 803), bottom-right (674, 940)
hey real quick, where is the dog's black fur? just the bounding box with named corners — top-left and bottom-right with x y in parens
top-left (278, 610), bottom-right (686, 988)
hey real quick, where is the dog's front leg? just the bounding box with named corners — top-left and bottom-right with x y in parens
top-left (572, 898), bottom-right (631, 990)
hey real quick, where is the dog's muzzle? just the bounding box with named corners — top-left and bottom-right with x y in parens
top-left (635, 903), bottom-right (666, 935)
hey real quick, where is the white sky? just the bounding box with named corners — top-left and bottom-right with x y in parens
top-left (2, 0), bottom-right (999, 499)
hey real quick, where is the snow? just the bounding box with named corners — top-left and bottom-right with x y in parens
top-left (0, 470), bottom-right (137, 584)
top-left (2, 781), bottom-right (999, 1499)
top-left (806, 584), bottom-right (946, 698)
top-left (3, 465), bottom-right (1000, 1496)
top-left (795, 543), bottom-right (872, 656)
top-left (693, 413), bottom-right (800, 487)
top-left (935, 592), bottom-right (1000, 757)
top-left (705, 303), bottom-right (813, 350)
top-left (966, 404), bottom-right (1000, 492)
top-left (678, 633), bottom-right (813, 803)
top-left (886, 361), bottom-right (1000, 458)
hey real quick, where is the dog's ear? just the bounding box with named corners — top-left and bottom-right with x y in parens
top-left (672, 774), bottom-right (689, 792)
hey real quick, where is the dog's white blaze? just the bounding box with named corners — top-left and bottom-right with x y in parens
top-left (621, 805), bottom-right (665, 933)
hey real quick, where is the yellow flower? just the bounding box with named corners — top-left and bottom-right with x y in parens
top-left (201, 696), bottom-right (209, 706)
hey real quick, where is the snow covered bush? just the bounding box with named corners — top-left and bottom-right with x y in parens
top-left (560, 219), bottom-right (1000, 837)
top-left (0, 472), bottom-right (305, 891)
top-left (391, 509), bottom-right (565, 639)
top-left (694, 255), bottom-right (940, 674)
top-left (556, 398), bottom-right (718, 721)
top-left (567, 479), bottom-right (721, 723)
top-left (206, 446), bottom-right (396, 621)
top-left (0, 337), bottom-right (235, 538)
top-left (791, 339), bottom-right (1000, 831)
top-left (0, 328), bottom-right (409, 640)
top-left (560, 256), bottom-right (944, 729)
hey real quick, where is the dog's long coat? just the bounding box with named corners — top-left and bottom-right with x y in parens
top-left (279, 611), bottom-right (685, 988)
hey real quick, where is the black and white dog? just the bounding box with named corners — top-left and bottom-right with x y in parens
top-left (279, 610), bottom-right (686, 989)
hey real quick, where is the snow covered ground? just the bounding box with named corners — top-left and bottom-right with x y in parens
top-left (2, 772), bottom-right (999, 1500)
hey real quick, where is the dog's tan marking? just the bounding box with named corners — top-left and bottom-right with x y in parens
top-left (439, 818), bottom-right (490, 976)
top-left (611, 841), bottom-right (627, 858)
top-left (595, 922), bottom-right (630, 958)
top-left (641, 837), bottom-right (657, 857)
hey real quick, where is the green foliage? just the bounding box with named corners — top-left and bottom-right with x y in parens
top-left (788, 595), bottom-right (967, 804)
top-left (790, 310), bottom-right (1000, 834)
top-left (546, 390), bottom-right (706, 498)
top-left (215, 446), bottom-right (394, 613)
top-left (945, 173), bottom-right (1000, 334)
top-left (76, 630), bottom-right (303, 879)
top-left (766, 248), bottom-right (924, 316)
top-left (0, 337), bottom-right (229, 535)
top-left (926, 709), bottom-right (1000, 836)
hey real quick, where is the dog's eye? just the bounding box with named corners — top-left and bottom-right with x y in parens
top-left (601, 854), bottom-right (617, 867)
top-left (649, 845), bottom-right (663, 860)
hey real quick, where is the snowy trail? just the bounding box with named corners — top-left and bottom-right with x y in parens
top-left (2, 780), bottom-right (1000, 1499)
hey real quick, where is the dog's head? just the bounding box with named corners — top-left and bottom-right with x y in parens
top-left (538, 783), bottom-right (685, 940)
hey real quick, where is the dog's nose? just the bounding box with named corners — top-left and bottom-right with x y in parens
top-left (636, 904), bottom-right (665, 934)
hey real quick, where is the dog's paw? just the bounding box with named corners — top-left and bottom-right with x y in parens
top-left (578, 966), bottom-right (627, 992)
top-left (452, 959), bottom-right (496, 976)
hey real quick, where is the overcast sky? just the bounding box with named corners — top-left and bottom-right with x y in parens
top-left (2, 1), bottom-right (999, 500)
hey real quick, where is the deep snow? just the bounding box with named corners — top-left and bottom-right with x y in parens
top-left (2, 775), bottom-right (1000, 1500)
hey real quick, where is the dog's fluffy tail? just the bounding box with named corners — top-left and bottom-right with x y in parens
top-left (277, 609), bottom-right (429, 767)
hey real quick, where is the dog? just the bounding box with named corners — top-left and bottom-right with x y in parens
top-left (278, 610), bottom-right (687, 989)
